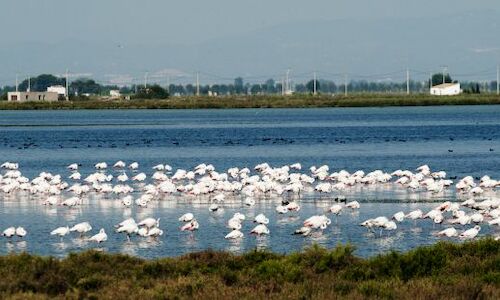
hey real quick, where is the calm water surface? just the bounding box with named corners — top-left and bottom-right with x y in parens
top-left (0, 106), bottom-right (499, 257)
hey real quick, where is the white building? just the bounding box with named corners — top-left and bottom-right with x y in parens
top-left (47, 85), bottom-right (66, 96)
top-left (8, 91), bottom-right (59, 102)
top-left (110, 90), bottom-right (121, 97)
top-left (430, 83), bottom-right (461, 96)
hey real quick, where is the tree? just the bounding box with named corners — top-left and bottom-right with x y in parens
top-left (133, 84), bottom-right (169, 99)
top-left (234, 77), bottom-right (244, 94)
top-left (275, 82), bottom-right (283, 94)
top-left (294, 83), bottom-right (306, 93)
top-left (168, 84), bottom-right (185, 96)
top-left (306, 79), bottom-right (320, 94)
top-left (200, 85), bottom-right (210, 95)
top-left (250, 84), bottom-right (262, 95)
top-left (70, 79), bottom-right (101, 95)
top-left (185, 84), bottom-right (195, 95)
top-left (264, 79), bottom-right (275, 94)
top-left (18, 74), bottom-right (65, 92)
top-left (431, 73), bottom-right (452, 86)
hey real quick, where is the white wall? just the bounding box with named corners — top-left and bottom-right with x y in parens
top-left (430, 84), bottom-right (461, 96)
top-left (47, 86), bottom-right (66, 95)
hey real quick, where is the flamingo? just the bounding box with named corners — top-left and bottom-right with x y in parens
top-left (225, 229), bottom-right (244, 239)
top-left (251, 224), bottom-right (270, 235)
top-left (181, 220), bottom-right (199, 231)
top-left (70, 222), bottom-right (92, 237)
top-left (67, 163), bottom-right (79, 171)
top-left (51, 226), bottom-right (70, 241)
top-left (137, 227), bottom-right (149, 237)
top-left (329, 204), bottom-right (343, 215)
top-left (459, 226), bottom-right (481, 239)
top-left (286, 202), bottom-right (300, 212)
top-left (147, 227), bottom-right (164, 238)
top-left (69, 172), bottom-right (81, 180)
top-left (95, 162), bottom-right (108, 170)
top-left (2, 227), bottom-right (16, 238)
top-left (15, 227), bottom-right (27, 238)
top-left (254, 214), bottom-right (269, 224)
top-left (179, 213), bottom-right (194, 222)
top-left (276, 205), bottom-right (288, 214)
top-left (89, 229), bottom-right (107, 243)
top-left (345, 201), bottom-right (360, 209)
top-left (293, 226), bottom-right (312, 236)
top-left (138, 218), bottom-right (160, 229)
top-left (382, 221), bottom-right (397, 235)
top-left (304, 215), bottom-right (331, 229)
top-left (406, 209), bottom-right (423, 224)
top-left (392, 211), bottom-right (405, 222)
top-left (152, 164), bottom-right (165, 171)
top-left (116, 222), bottom-right (139, 241)
top-left (117, 173), bottom-right (129, 182)
top-left (113, 161), bottom-right (126, 168)
top-left (436, 227), bottom-right (458, 237)
top-left (132, 173), bottom-right (147, 182)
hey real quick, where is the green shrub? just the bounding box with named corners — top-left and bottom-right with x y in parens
top-left (0, 240), bottom-right (498, 298)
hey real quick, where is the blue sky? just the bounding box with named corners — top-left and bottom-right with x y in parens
top-left (1, 0), bottom-right (499, 85)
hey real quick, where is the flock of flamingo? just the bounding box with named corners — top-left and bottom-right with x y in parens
top-left (1, 160), bottom-right (499, 248)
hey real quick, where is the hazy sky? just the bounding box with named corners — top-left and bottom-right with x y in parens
top-left (3, 0), bottom-right (498, 44)
top-left (1, 0), bottom-right (499, 85)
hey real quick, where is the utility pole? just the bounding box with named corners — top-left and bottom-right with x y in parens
top-left (144, 72), bottom-right (148, 89)
top-left (281, 78), bottom-right (285, 96)
top-left (285, 69), bottom-right (290, 95)
top-left (27, 76), bottom-right (31, 92)
top-left (65, 69), bottom-right (69, 100)
top-left (313, 71), bottom-right (317, 95)
top-left (442, 66), bottom-right (447, 84)
top-left (196, 72), bottom-right (200, 96)
top-left (429, 72), bottom-right (432, 89)
top-left (167, 75), bottom-right (170, 94)
top-left (15, 74), bottom-right (18, 92)
top-left (344, 74), bottom-right (348, 96)
top-left (406, 68), bottom-right (410, 95)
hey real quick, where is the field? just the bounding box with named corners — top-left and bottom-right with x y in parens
top-left (0, 239), bottom-right (498, 299)
top-left (0, 93), bottom-right (500, 110)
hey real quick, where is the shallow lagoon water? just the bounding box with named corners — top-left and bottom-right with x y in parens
top-left (0, 106), bottom-right (499, 258)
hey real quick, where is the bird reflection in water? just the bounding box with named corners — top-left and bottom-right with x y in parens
top-left (16, 240), bottom-right (28, 251)
top-left (138, 238), bottom-right (161, 249)
top-left (121, 241), bottom-right (138, 256)
top-left (52, 241), bottom-right (69, 252)
top-left (182, 233), bottom-right (199, 248)
top-left (255, 235), bottom-right (269, 250)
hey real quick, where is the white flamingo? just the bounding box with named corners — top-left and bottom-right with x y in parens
top-left (89, 229), bottom-right (107, 243)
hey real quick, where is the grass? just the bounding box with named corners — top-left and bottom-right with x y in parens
top-left (0, 93), bottom-right (499, 110)
top-left (0, 239), bottom-right (498, 299)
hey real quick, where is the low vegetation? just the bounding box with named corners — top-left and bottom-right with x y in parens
top-left (0, 93), bottom-right (499, 110)
top-left (0, 239), bottom-right (498, 299)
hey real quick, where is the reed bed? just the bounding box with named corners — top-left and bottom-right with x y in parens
top-left (0, 239), bottom-right (498, 299)
top-left (1, 94), bottom-right (499, 110)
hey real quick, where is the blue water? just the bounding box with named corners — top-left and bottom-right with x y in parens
top-left (0, 106), bottom-right (499, 258)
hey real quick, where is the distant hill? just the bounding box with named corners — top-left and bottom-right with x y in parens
top-left (1, 10), bottom-right (498, 85)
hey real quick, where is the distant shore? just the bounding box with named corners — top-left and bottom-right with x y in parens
top-left (0, 93), bottom-right (499, 110)
top-left (0, 239), bottom-right (498, 298)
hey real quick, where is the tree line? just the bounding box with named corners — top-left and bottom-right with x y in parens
top-left (1, 73), bottom-right (498, 99)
